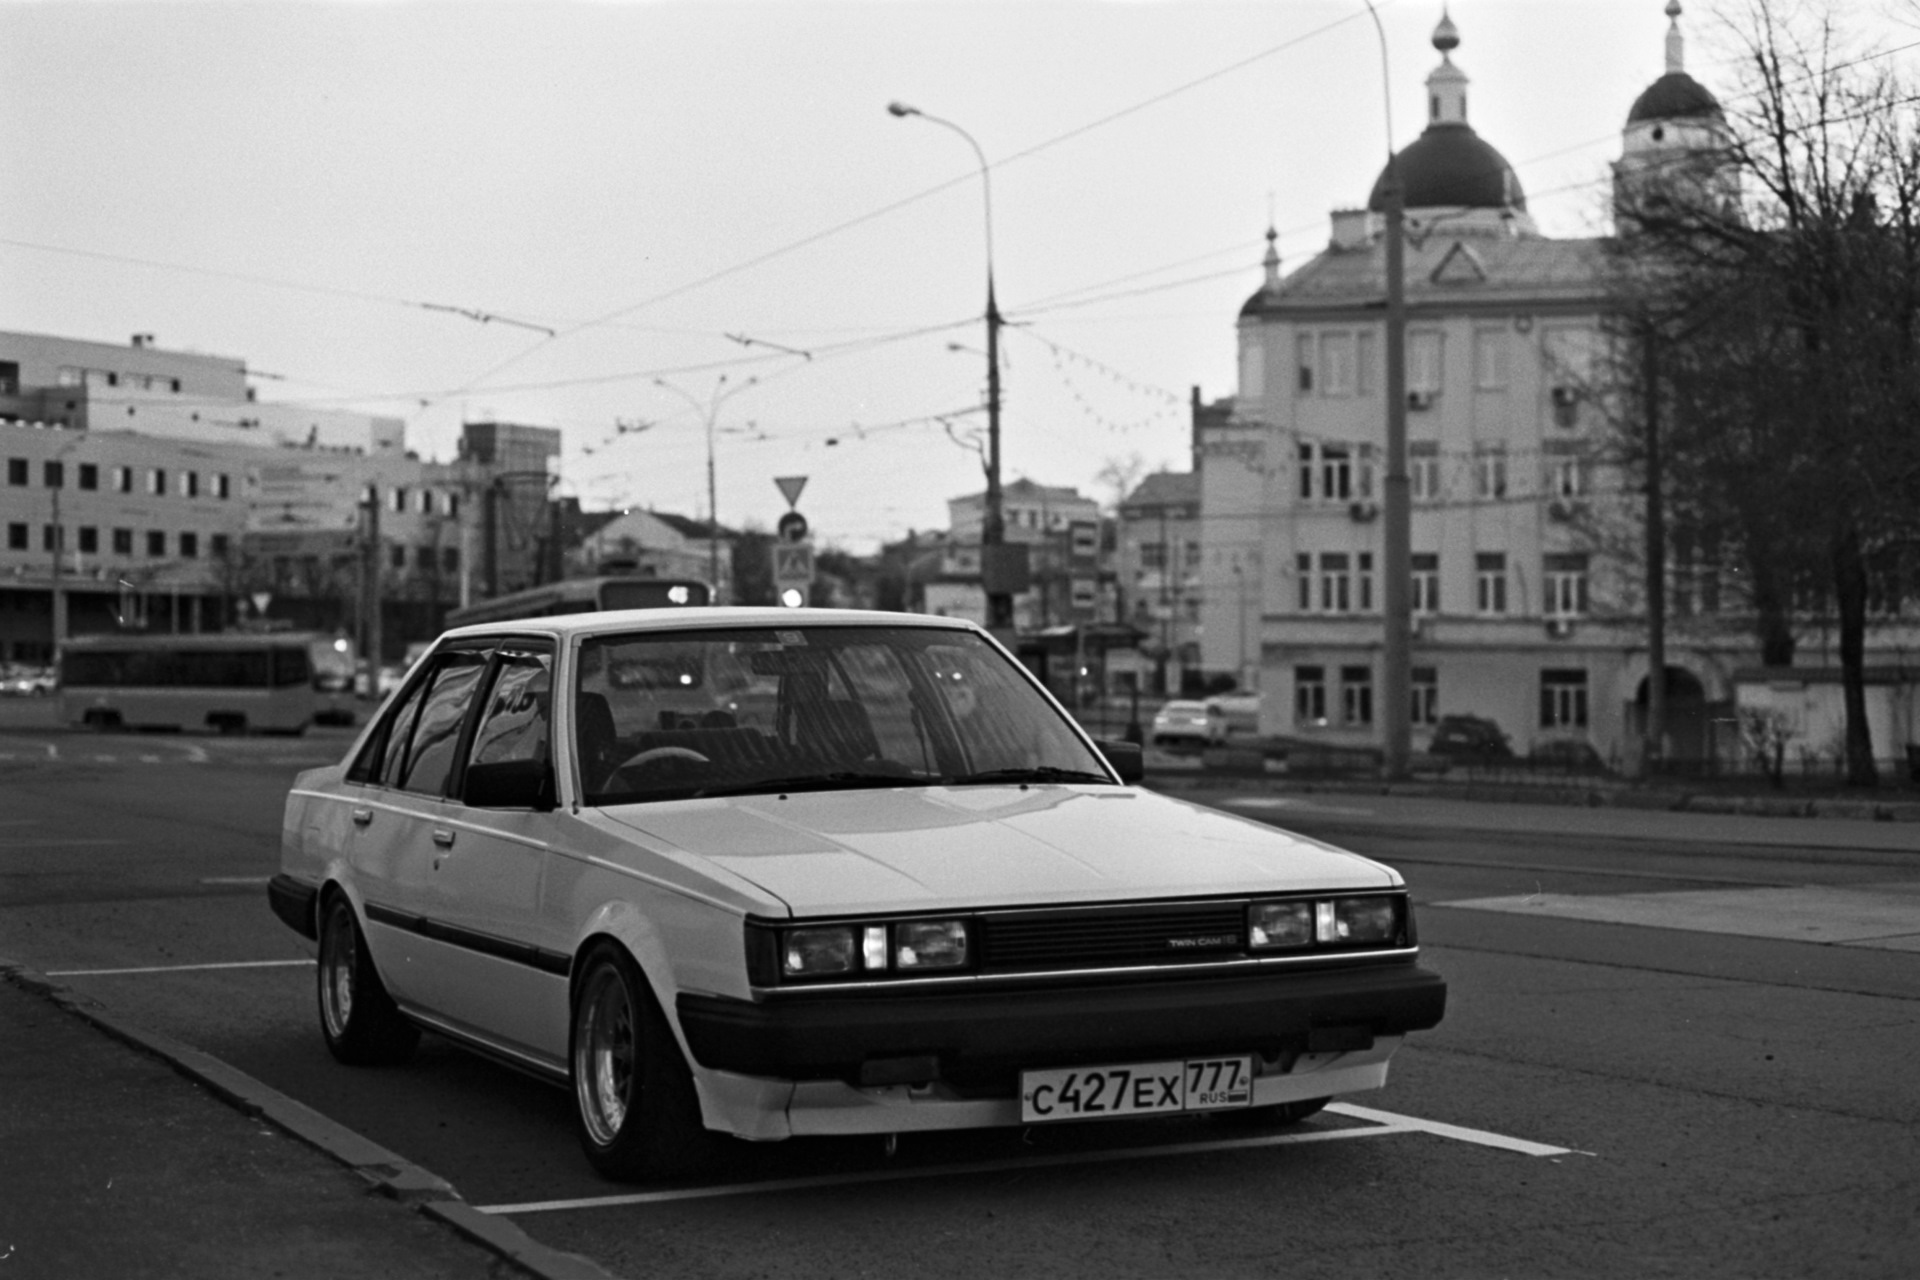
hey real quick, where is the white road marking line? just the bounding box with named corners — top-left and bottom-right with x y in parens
top-left (44, 959), bottom-right (313, 977)
top-left (0, 838), bottom-right (129, 848)
top-left (479, 1104), bottom-right (1577, 1216)
top-left (1327, 1103), bottom-right (1584, 1157)
top-left (478, 1124), bottom-right (1389, 1214)
top-left (199, 876), bottom-right (273, 886)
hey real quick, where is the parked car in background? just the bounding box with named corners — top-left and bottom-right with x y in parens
top-left (1150, 699), bottom-right (1227, 750)
top-left (1427, 714), bottom-right (1513, 762)
top-left (270, 608), bottom-right (1446, 1181)
top-left (1529, 739), bottom-right (1610, 774)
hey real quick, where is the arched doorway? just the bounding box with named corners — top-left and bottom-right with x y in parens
top-left (1633, 666), bottom-right (1711, 765)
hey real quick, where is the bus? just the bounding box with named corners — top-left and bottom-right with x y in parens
top-left (443, 576), bottom-right (711, 630)
top-left (58, 632), bottom-right (339, 734)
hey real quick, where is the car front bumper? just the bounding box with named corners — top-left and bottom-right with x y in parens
top-left (677, 959), bottom-right (1445, 1092)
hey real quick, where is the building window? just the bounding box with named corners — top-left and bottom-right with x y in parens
top-left (390, 487), bottom-right (408, 514)
top-left (1320, 445), bottom-right (1353, 501)
top-left (42, 525), bottom-right (61, 552)
top-left (215, 472), bottom-right (232, 500)
top-left (184, 471), bottom-right (200, 499)
top-left (1296, 334), bottom-right (1314, 392)
top-left (1410, 330), bottom-right (1444, 394)
top-left (416, 544), bottom-right (435, 570)
top-left (1139, 541), bottom-right (1167, 571)
top-left (442, 545), bottom-right (460, 572)
top-left (1356, 331), bottom-right (1378, 396)
top-left (77, 527), bottom-right (98, 554)
top-left (1341, 665), bottom-right (1374, 726)
top-left (1295, 553), bottom-right (1313, 611)
top-left (1299, 442), bottom-right (1362, 503)
top-left (1412, 553), bottom-right (1440, 613)
top-left (389, 543), bottom-right (406, 570)
top-left (179, 532), bottom-right (199, 559)
top-left (78, 463), bottom-right (98, 491)
top-left (6, 459), bottom-right (25, 486)
top-left (146, 530), bottom-right (166, 557)
top-left (6, 523), bottom-right (25, 550)
top-left (1547, 451), bottom-right (1586, 498)
top-left (445, 492), bottom-right (460, 518)
top-left (1541, 669), bottom-right (1589, 728)
top-left (113, 466), bottom-right (133, 494)
top-left (1544, 553), bottom-right (1590, 617)
top-left (148, 468), bottom-right (167, 496)
top-left (1410, 442), bottom-right (1441, 502)
top-left (112, 528), bottom-right (133, 555)
top-left (1318, 553), bottom-right (1351, 613)
top-left (1295, 665), bottom-right (1327, 727)
top-left (1476, 552), bottom-right (1508, 614)
top-left (1474, 444), bottom-right (1508, 500)
top-left (1473, 326), bottom-right (1509, 390)
top-left (1320, 333), bottom-right (1356, 397)
top-left (43, 461), bottom-right (64, 488)
top-left (210, 533), bottom-right (230, 560)
top-left (1411, 666), bottom-right (1438, 726)
top-left (1358, 552), bottom-right (1375, 612)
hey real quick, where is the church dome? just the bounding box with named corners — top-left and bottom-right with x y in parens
top-left (1627, 70), bottom-right (1721, 123)
top-left (1368, 124), bottom-right (1526, 213)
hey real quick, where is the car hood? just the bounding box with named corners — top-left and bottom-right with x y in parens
top-left (598, 785), bottom-right (1396, 917)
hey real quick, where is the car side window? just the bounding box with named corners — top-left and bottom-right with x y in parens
top-left (395, 652), bottom-right (490, 796)
top-left (347, 674), bottom-right (430, 786)
top-left (466, 648), bottom-right (553, 770)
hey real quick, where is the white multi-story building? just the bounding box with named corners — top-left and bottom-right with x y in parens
top-left (0, 330), bottom-right (556, 661)
top-left (928, 479), bottom-right (1105, 630)
top-left (1204, 5), bottom-right (1773, 768)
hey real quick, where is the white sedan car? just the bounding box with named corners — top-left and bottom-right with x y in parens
top-left (269, 608), bottom-right (1445, 1180)
top-left (1150, 699), bottom-right (1227, 749)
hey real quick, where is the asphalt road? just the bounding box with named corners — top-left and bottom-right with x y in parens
top-left (3, 720), bottom-right (1917, 1279)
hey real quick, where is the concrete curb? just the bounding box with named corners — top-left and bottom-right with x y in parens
top-left (1, 960), bottom-right (625, 1280)
top-left (1146, 770), bottom-right (1920, 823)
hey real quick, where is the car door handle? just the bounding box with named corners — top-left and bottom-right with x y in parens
top-left (431, 828), bottom-right (456, 848)
top-left (351, 808), bottom-right (373, 827)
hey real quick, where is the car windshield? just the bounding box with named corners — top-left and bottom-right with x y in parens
top-left (574, 624), bottom-right (1112, 805)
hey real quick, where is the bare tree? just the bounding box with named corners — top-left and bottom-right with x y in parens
top-left (1610, 0), bottom-right (1920, 785)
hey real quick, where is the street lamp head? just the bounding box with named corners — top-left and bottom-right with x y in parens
top-left (887, 101), bottom-right (919, 118)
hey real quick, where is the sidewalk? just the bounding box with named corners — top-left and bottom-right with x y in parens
top-left (0, 967), bottom-right (611, 1280)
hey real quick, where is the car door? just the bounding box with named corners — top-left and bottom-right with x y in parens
top-left (419, 640), bottom-right (570, 1065)
top-left (352, 644), bottom-right (494, 1018)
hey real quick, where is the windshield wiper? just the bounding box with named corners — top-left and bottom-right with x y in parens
top-left (947, 766), bottom-right (1114, 786)
top-left (694, 771), bottom-right (930, 799)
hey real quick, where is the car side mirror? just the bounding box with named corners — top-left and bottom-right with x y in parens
top-left (1093, 739), bottom-right (1144, 784)
top-left (464, 758), bottom-right (557, 811)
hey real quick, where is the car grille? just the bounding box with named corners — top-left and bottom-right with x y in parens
top-left (978, 901), bottom-right (1248, 973)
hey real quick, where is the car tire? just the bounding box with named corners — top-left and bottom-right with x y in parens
top-left (570, 942), bottom-right (715, 1182)
top-left (1213, 1096), bottom-right (1330, 1128)
top-left (316, 891), bottom-right (420, 1066)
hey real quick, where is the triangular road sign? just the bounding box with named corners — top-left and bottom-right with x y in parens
top-left (774, 475), bottom-right (808, 508)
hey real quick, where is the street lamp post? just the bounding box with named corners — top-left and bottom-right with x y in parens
top-left (654, 375), bottom-right (757, 603)
top-left (1365, 0), bottom-right (1413, 779)
top-left (888, 100), bottom-right (1011, 631)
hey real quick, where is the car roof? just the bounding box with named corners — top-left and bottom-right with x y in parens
top-left (437, 605), bottom-right (986, 643)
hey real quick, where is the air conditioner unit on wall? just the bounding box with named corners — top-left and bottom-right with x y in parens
top-left (1349, 501), bottom-right (1379, 523)
top-left (1548, 498), bottom-right (1583, 522)
top-left (1407, 390), bottom-right (1435, 410)
top-left (1546, 617), bottom-right (1575, 638)
top-left (1550, 385), bottom-right (1579, 407)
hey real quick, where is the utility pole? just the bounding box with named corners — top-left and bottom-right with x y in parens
top-left (361, 486), bottom-right (382, 680)
top-left (1643, 321), bottom-right (1667, 771)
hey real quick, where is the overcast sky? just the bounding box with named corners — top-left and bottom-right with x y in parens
top-left (4, 0), bottom-right (1913, 552)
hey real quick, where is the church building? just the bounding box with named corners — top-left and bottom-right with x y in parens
top-left (1202, 3), bottom-right (1741, 768)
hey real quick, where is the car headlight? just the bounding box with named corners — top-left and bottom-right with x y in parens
top-left (1249, 901), bottom-right (1314, 949)
top-left (1320, 896), bottom-right (1399, 944)
top-left (1251, 895), bottom-right (1404, 950)
top-left (895, 919), bottom-right (969, 970)
top-left (782, 926), bottom-right (856, 977)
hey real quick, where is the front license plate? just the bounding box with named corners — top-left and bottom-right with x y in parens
top-left (1020, 1056), bottom-right (1254, 1123)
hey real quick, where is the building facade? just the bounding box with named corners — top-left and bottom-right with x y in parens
top-left (1205, 6), bottom-right (1782, 768)
top-left (930, 478), bottom-right (1106, 630)
top-left (0, 330), bottom-right (559, 662)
